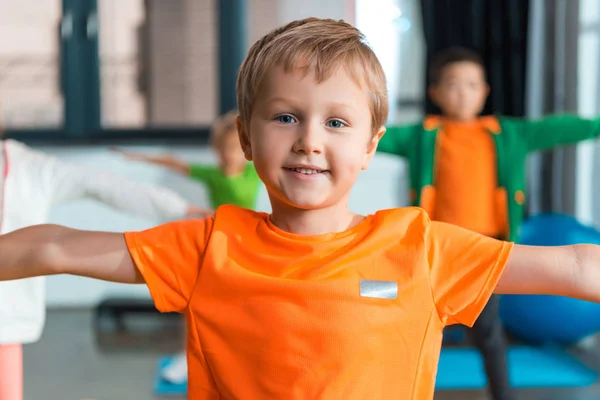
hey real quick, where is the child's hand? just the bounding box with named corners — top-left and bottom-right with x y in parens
top-left (186, 205), bottom-right (214, 219)
top-left (110, 147), bottom-right (149, 162)
top-left (110, 147), bottom-right (191, 175)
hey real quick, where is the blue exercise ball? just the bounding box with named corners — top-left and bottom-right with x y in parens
top-left (500, 213), bottom-right (600, 344)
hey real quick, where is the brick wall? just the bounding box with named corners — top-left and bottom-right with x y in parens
top-left (143, 0), bottom-right (282, 125)
top-left (0, 0), bottom-right (350, 128)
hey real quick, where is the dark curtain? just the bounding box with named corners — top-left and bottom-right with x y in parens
top-left (420, 0), bottom-right (530, 117)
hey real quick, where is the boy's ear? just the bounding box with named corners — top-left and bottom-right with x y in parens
top-left (428, 85), bottom-right (440, 107)
top-left (236, 116), bottom-right (253, 161)
top-left (361, 125), bottom-right (386, 170)
top-left (483, 82), bottom-right (491, 98)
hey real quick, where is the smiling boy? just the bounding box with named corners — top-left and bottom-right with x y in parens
top-left (2, 18), bottom-right (600, 400)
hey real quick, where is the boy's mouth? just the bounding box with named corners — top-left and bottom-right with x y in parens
top-left (284, 166), bottom-right (329, 175)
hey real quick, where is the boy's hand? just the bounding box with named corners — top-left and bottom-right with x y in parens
top-left (0, 225), bottom-right (143, 284)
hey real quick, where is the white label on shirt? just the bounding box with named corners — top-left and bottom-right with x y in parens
top-left (359, 280), bottom-right (398, 299)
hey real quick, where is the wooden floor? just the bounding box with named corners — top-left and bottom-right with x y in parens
top-left (21, 310), bottom-right (600, 399)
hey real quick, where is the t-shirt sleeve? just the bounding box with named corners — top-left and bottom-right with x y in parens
top-left (426, 220), bottom-right (514, 327)
top-left (189, 164), bottom-right (215, 184)
top-left (124, 217), bottom-right (214, 313)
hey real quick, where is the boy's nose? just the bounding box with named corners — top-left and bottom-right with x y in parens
top-left (292, 122), bottom-right (324, 154)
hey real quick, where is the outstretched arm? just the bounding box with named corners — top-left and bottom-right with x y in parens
top-left (111, 148), bottom-right (191, 175)
top-left (24, 145), bottom-right (208, 220)
top-left (427, 220), bottom-right (600, 327)
top-left (376, 124), bottom-right (419, 158)
top-left (0, 225), bottom-right (141, 284)
top-left (505, 115), bottom-right (600, 152)
top-left (496, 244), bottom-right (600, 302)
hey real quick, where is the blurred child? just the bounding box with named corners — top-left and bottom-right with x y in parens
top-left (113, 110), bottom-right (261, 214)
top-left (3, 19), bottom-right (600, 400)
top-left (378, 47), bottom-right (600, 400)
top-left (113, 110), bottom-right (262, 384)
top-left (0, 134), bottom-right (208, 400)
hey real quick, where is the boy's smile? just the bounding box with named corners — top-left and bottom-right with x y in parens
top-left (283, 164), bottom-right (330, 180)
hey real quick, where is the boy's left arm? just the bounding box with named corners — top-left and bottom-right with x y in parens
top-left (428, 219), bottom-right (600, 311)
top-left (512, 115), bottom-right (600, 152)
top-left (496, 243), bottom-right (600, 302)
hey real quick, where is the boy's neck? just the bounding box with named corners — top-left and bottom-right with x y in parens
top-left (221, 163), bottom-right (245, 176)
top-left (269, 200), bottom-right (363, 236)
top-left (442, 115), bottom-right (479, 123)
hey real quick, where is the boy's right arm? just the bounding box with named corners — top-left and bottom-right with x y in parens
top-left (1, 217), bottom-right (212, 313)
top-left (376, 124), bottom-right (419, 157)
top-left (0, 225), bottom-right (142, 284)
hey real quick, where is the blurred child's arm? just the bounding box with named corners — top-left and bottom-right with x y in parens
top-left (508, 115), bottom-right (600, 152)
top-left (35, 148), bottom-right (196, 221)
top-left (112, 148), bottom-right (191, 175)
top-left (0, 225), bottom-right (141, 284)
top-left (496, 244), bottom-right (600, 302)
top-left (376, 124), bottom-right (419, 157)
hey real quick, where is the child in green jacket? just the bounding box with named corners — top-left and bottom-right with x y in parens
top-left (378, 47), bottom-right (600, 400)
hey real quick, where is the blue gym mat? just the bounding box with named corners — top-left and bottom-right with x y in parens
top-left (154, 357), bottom-right (188, 396)
top-left (154, 346), bottom-right (598, 395)
top-left (436, 346), bottom-right (598, 389)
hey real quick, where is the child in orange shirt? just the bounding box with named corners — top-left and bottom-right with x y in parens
top-left (2, 18), bottom-right (600, 400)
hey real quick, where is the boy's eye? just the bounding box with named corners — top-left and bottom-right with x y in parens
top-left (326, 119), bottom-right (345, 128)
top-left (277, 115), bottom-right (296, 124)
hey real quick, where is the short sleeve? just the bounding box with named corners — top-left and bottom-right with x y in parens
top-left (426, 220), bottom-right (514, 327)
top-left (124, 217), bottom-right (214, 313)
top-left (189, 164), bottom-right (217, 184)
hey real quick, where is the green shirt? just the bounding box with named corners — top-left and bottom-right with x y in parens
top-left (188, 163), bottom-right (261, 210)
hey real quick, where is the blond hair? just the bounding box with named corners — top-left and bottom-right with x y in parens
top-left (210, 110), bottom-right (239, 149)
top-left (236, 18), bottom-right (388, 133)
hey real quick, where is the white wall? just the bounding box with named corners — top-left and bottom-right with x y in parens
top-left (277, 0), bottom-right (347, 22)
top-left (38, 145), bottom-right (408, 307)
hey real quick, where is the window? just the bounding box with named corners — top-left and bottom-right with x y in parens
top-left (2, 0), bottom-right (423, 143)
top-left (0, 0), bottom-right (64, 130)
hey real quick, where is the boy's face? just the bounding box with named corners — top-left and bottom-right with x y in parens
top-left (217, 130), bottom-right (247, 169)
top-left (239, 65), bottom-right (383, 211)
top-left (429, 61), bottom-right (489, 121)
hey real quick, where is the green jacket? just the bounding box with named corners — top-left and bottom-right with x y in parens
top-left (378, 115), bottom-right (600, 241)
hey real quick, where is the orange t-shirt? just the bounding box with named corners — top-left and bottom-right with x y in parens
top-left (125, 205), bottom-right (512, 399)
top-left (434, 119), bottom-right (502, 236)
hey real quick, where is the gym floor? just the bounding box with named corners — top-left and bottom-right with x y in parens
top-left (23, 310), bottom-right (600, 400)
